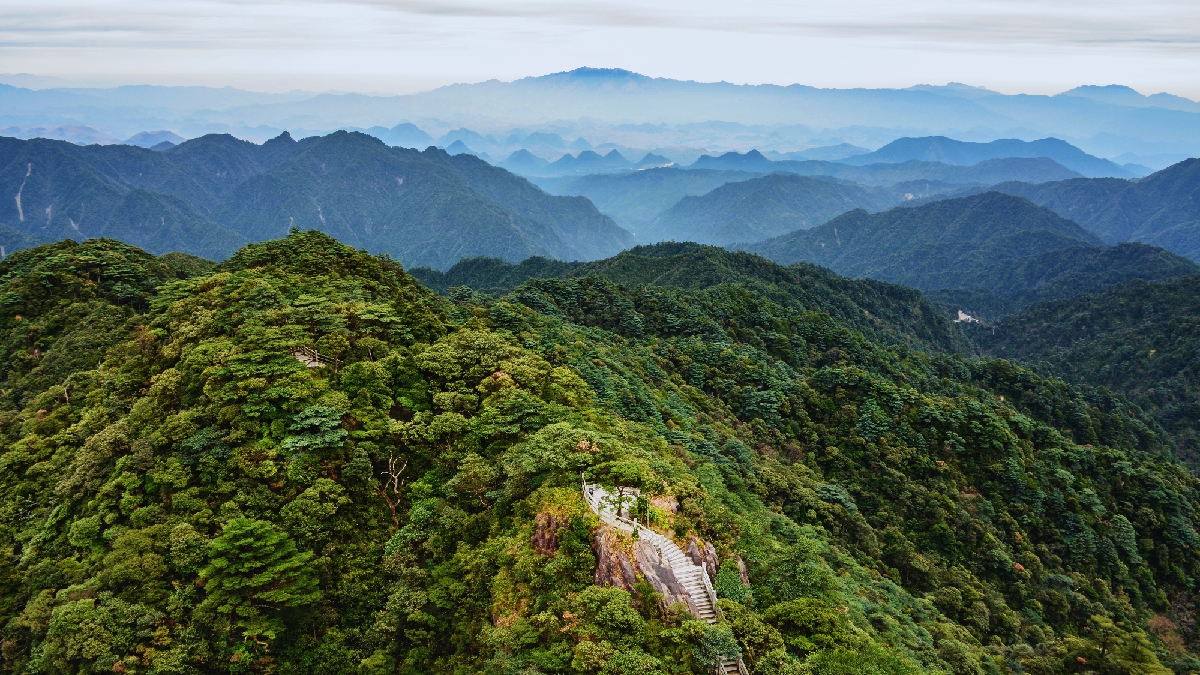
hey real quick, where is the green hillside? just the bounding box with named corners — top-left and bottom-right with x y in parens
top-left (0, 224), bottom-right (46, 258)
top-left (412, 242), bottom-right (970, 354)
top-left (0, 132), bottom-right (634, 268)
top-left (535, 168), bottom-right (763, 233)
top-left (410, 255), bottom-right (585, 296)
top-left (924, 243), bottom-right (1199, 319)
top-left (744, 192), bottom-right (1105, 281)
top-left (983, 159), bottom-right (1200, 261)
top-left (100, 189), bottom-right (248, 261)
top-left (740, 192), bottom-right (1195, 314)
top-left (0, 231), bottom-right (1196, 675)
top-left (973, 273), bottom-right (1200, 469)
top-left (645, 174), bottom-right (895, 245)
top-left (442, 152), bottom-right (634, 262)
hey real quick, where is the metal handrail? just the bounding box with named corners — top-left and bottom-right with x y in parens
top-left (291, 345), bottom-right (340, 369)
top-left (701, 562), bottom-right (724, 621)
top-left (585, 478), bottom-right (745, 673)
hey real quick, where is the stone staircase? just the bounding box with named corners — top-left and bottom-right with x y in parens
top-left (583, 480), bottom-right (748, 675)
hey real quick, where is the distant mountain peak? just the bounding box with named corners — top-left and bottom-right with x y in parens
top-left (123, 130), bottom-right (186, 148)
top-left (1065, 84), bottom-right (1143, 96)
top-left (444, 140), bottom-right (475, 156)
top-left (556, 67), bottom-right (646, 79)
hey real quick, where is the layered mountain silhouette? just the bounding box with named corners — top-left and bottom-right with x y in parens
top-left (535, 167), bottom-right (763, 232)
top-left (0, 131), bottom-right (634, 268)
top-left (367, 123), bottom-right (434, 148)
top-left (844, 136), bottom-right (1140, 177)
top-left (500, 149), bottom-right (669, 177)
top-left (644, 173), bottom-right (895, 245)
top-left (686, 150), bottom-right (1082, 185)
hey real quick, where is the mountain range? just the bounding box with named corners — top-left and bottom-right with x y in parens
top-left (922, 159), bottom-right (1200, 262)
top-left (643, 173), bottom-right (895, 245)
top-left (5, 69), bottom-right (1200, 165)
top-left (741, 192), bottom-right (1199, 312)
top-left (844, 136), bottom-right (1144, 177)
top-left (686, 150), bottom-right (1083, 185)
top-left (0, 131), bottom-right (634, 268)
top-left (991, 159), bottom-right (1200, 261)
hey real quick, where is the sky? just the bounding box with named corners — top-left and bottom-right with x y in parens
top-left (2, 0), bottom-right (1199, 98)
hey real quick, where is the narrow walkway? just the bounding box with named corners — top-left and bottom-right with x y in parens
top-left (290, 346), bottom-right (338, 370)
top-left (582, 480), bottom-right (747, 674)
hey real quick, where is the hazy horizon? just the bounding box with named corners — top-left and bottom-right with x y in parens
top-left (1, 69), bottom-right (1197, 105)
top-left (3, 0), bottom-right (1200, 98)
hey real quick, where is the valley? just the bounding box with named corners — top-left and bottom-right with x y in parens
top-left (3, 67), bottom-right (1200, 675)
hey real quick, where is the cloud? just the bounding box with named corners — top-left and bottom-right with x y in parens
top-left (2, 0), bottom-right (1199, 95)
top-left (4, 0), bottom-right (1200, 52)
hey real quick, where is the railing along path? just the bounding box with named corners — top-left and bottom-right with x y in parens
top-left (582, 478), bottom-right (748, 675)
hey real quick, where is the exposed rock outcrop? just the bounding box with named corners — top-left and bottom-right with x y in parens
top-left (592, 526), bottom-right (638, 591)
top-left (532, 513), bottom-right (563, 556)
top-left (685, 538), bottom-right (721, 576)
top-left (633, 539), bottom-right (699, 615)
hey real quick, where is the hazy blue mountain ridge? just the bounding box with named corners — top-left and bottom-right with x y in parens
top-left (9, 68), bottom-right (1200, 165)
top-left (532, 167), bottom-right (764, 232)
top-left (845, 135), bottom-right (1140, 177)
top-left (687, 150), bottom-right (1082, 184)
top-left (645, 173), bottom-right (895, 245)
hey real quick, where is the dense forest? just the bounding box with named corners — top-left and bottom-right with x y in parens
top-left (0, 231), bottom-right (1198, 675)
top-left (974, 273), bottom-right (1200, 470)
top-left (742, 192), bottom-right (1199, 318)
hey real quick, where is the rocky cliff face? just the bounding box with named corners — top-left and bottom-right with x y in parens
top-left (532, 512), bottom-right (564, 556)
top-left (591, 524), bottom-right (728, 616)
top-left (592, 526), bottom-right (638, 592)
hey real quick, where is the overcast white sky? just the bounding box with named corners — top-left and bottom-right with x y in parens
top-left (2, 0), bottom-right (1199, 97)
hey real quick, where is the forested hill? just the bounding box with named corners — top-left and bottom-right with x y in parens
top-left (922, 242), bottom-right (1199, 320)
top-left (414, 242), bottom-right (971, 354)
top-left (933, 158), bottom-right (1200, 262)
top-left (3, 231), bottom-right (1198, 674)
top-left (973, 273), bottom-right (1200, 469)
top-left (0, 132), bottom-right (634, 268)
top-left (741, 192), bottom-right (1200, 318)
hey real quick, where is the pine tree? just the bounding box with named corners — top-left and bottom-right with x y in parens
top-left (199, 518), bottom-right (322, 651)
